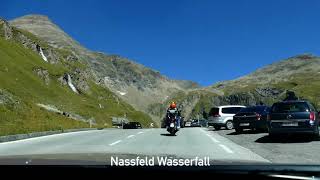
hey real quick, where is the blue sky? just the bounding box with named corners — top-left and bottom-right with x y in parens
top-left (2, 0), bottom-right (320, 86)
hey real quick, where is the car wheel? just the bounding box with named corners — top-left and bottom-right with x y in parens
top-left (214, 126), bottom-right (221, 130)
top-left (226, 121), bottom-right (234, 130)
top-left (235, 128), bottom-right (243, 134)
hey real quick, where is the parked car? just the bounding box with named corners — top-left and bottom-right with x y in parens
top-left (208, 105), bottom-right (246, 130)
top-left (233, 105), bottom-right (270, 133)
top-left (184, 121), bottom-right (192, 127)
top-left (267, 100), bottom-right (320, 138)
top-left (123, 122), bottom-right (142, 129)
top-left (199, 119), bottom-right (208, 127)
top-left (190, 119), bottom-right (201, 127)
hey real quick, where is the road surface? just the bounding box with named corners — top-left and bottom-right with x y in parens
top-left (213, 128), bottom-right (320, 164)
top-left (0, 128), bottom-right (269, 164)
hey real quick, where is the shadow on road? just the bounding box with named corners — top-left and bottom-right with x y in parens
top-left (255, 135), bottom-right (320, 143)
top-left (207, 127), bottom-right (226, 131)
top-left (160, 133), bottom-right (176, 137)
top-left (227, 130), bottom-right (266, 135)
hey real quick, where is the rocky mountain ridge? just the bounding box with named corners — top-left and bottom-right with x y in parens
top-left (9, 14), bottom-right (199, 123)
top-left (6, 14), bottom-right (320, 124)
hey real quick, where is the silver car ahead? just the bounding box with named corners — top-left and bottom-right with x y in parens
top-left (208, 105), bottom-right (246, 130)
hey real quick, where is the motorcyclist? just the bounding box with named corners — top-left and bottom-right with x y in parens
top-left (283, 90), bottom-right (298, 101)
top-left (166, 102), bottom-right (181, 129)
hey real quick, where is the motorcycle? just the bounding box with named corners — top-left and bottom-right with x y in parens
top-left (167, 110), bottom-right (179, 136)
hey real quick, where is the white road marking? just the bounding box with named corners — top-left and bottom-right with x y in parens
top-left (109, 140), bottom-right (122, 146)
top-left (219, 144), bottom-right (234, 154)
top-left (137, 131), bottom-right (144, 134)
top-left (0, 130), bottom-right (98, 145)
top-left (269, 175), bottom-right (313, 180)
top-left (206, 134), bottom-right (220, 143)
top-left (200, 128), bottom-right (221, 143)
top-left (199, 128), bottom-right (207, 133)
top-left (127, 135), bottom-right (135, 139)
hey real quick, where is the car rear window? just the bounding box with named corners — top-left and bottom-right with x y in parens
top-left (222, 107), bottom-right (242, 114)
top-left (271, 102), bottom-right (310, 113)
top-left (209, 108), bottom-right (219, 115)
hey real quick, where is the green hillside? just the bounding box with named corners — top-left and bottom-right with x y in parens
top-left (0, 35), bottom-right (154, 136)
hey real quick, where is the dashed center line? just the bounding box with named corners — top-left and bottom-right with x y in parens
top-left (110, 131), bottom-right (146, 146)
top-left (109, 140), bottom-right (122, 146)
top-left (127, 135), bottom-right (135, 139)
top-left (219, 144), bottom-right (234, 154)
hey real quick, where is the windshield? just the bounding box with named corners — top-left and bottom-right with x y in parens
top-left (1, 0), bottom-right (320, 167)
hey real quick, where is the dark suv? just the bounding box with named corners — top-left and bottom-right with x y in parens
top-left (267, 100), bottom-right (319, 138)
top-left (233, 105), bottom-right (270, 133)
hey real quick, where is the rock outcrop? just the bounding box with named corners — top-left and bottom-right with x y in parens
top-left (33, 68), bottom-right (50, 85)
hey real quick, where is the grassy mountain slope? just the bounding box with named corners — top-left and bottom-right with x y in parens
top-left (208, 55), bottom-right (320, 103)
top-left (0, 24), bottom-right (154, 136)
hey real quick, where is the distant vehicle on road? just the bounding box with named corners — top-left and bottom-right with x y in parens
top-left (208, 105), bottom-right (246, 130)
top-left (233, 106), bottom-right (270, 133)
top-left (190, 119), bottom-right (201, 127)
top-left (183, 119), bottom-right (206, 127)
top-left (267, 100), bottom-right (320, 138)
top-left (123, 122), bottom-right (142, 129)
top-left (199, 119), bottom-right (209, 127)
top-left (184, 121), bottom-right (192, 127)
top-left (189, 119), bottom-right (208, 127)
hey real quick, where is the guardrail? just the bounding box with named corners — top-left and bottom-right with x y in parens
top-left (0, 128), bottom-right (97, 143)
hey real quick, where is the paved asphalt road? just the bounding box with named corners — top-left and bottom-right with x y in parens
top-left (211, 128), bottom-right (320, 164)
top-left (0, 128), bottom-right (270, 164)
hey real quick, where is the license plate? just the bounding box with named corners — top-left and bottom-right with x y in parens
top-left (170, 123), bottom-right (175, 128)
top-left (240, 123), bottom-right (250, 126)
top-left (282, 122), bottom-right (298, 127)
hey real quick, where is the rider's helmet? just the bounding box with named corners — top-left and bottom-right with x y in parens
top-left (170, 101), bottom-right (177, 109)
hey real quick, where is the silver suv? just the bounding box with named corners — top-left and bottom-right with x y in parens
top-left (208, 105), bottom-right (246, 130)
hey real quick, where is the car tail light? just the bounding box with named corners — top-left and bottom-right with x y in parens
top-left (256, 113), bottom-right (261, 120)
top-left (310, 112), bottom-right (316, 121)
